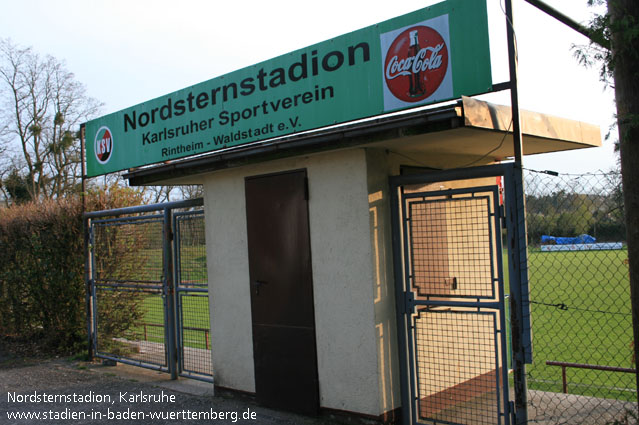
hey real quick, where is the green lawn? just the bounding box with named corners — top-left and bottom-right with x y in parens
top-left (126, 245), bottom-right (207, 283)
top-left (96, 236), bottom-right (210, 355)
top-left (137, 292), bottom-right (210, 350)
top-left (114, 244), bottom-right (210, 351)
top-left (522, 248), bottom-right (635, 401)
top-left (112, 242), bottom-right (635, 401)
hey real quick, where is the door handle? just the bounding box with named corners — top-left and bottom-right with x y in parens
top-left (252, 280), bottom-right (268, 295)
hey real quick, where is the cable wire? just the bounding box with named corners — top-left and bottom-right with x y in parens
top-left (530, 300), bottom-right (631, 316)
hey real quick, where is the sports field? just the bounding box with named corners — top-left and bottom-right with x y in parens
top-left (133, 244), bottom-right (210, 351)
top-left (131, 246), bottom-right (635, 400)
top-left (524, 248), bottom-right (635, 401)
top-left (139, 294), bottom-right (210, 350)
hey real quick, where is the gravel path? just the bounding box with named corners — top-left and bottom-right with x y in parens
top-left (2, 351), bottom-right (637, 424)
top-left (0, 354), bottom-right (339, 425)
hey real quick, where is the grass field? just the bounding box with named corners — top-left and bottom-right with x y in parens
top-left (110, 243), bottom-right (211, 351)
top-left (108, 240), bottom-right (635, 401)
top-left (523, 248), bottom-right (635, 401)
top-left (135, 247), bottom-right (635, 401)
top-left (139, 293), bottom-right (210, 350)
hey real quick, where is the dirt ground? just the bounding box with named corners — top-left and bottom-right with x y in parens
top-left (3, 345), bottom-right (636, 425)
top-left (0, 347), bottom-right (343, 425)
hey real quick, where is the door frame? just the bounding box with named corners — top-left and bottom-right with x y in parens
top-left (244, 168), bottom-right (320, 415)
top-left (389, 163), bottom-right (531, 425)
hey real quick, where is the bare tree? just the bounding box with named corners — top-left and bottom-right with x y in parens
top-left (140, 185), bottom-right (204, 204)
top-left (0, 38), bottom-right (101, 202)
top-left (177, 185), bottom-right (203, 200)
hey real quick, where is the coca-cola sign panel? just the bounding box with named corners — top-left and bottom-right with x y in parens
top-left (85, 0), bottom-right (491, 177)
top-left (381, 15), bottom-right (452, 109)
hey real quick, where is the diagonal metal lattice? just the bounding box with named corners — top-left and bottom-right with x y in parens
top-left (524, 169), bottom-right (637, 424)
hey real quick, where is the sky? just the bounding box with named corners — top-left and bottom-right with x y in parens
top-left (0, 0), bottom-right (618, 175)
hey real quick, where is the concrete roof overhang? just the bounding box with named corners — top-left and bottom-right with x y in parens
top-left (123, 96), bottom-right (601, 186)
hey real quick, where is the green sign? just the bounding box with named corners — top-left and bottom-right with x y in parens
top-left (85, 0), bottom-right (491, 177)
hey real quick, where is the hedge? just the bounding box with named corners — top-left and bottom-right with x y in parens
top-left (0, 187), bottom-right (145, 354)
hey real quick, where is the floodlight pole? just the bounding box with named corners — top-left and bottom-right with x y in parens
top-left (505, 0), bottom-right (530, 423)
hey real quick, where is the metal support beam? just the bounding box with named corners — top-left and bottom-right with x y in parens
top-left (84, 198), bottom-right (203, 219)
top-left (81, 124), bottom-right (93, 362)
top-left (505, 1), bottom-right (530, 423)
top-left (163, 207), bottom-right (178, 380)
top-left (505, 167), bottom-right (531, 425)
top-left (84, 217), bottom-right (93, 361)
top-left (523, 0), bottom-right (605, 47)
top-left (390, 182), bottom-right (412, 425)
top-left (505, 0), bottom-right (524, 167)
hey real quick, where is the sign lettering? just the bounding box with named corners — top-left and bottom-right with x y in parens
top-left (85, 0), bottom-right (491, 177)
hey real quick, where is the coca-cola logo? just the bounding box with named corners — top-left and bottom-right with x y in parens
top-left (383, 25), bottom-right (449, 103)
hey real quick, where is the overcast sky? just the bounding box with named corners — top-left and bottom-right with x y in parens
top-left (0, 0), bottom-right (617, 174)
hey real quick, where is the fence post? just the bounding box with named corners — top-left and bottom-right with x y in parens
top-left (173, 213), bottom-right (183, 375)
top-left (163, 207), bottom-right (178, 380)
top-left (84, 216), bottom-right (93, 361)
top-left (505, 166), bottom-right (531, 425)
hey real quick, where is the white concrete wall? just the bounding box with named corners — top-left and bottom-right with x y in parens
top-left (203, 149), bottom-right (382, 415)
top-left (365, 149), bottom-right (402, 417)
top-left (203, 169), bottom-right (255, 392)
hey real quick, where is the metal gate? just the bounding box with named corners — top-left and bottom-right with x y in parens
top-left (391, 164), bottom-right (532, 425)
top-left (173, 210), bottom-right (212, 381)
top-left (84, 199), bottom-right (212, 383)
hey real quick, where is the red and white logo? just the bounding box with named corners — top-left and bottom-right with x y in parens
top-left (94, 126), bottom-right (113, 164)
top-left (384, 26), bottom-right (448, 102)
top-left (380, 16), bottom-right (452, 110)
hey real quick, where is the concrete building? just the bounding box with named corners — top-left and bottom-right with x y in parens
top-left (123, 97), bottom-right (600, 422)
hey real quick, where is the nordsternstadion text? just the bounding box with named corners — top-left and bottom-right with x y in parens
top-left (84, 1), bottom-right (494, 177)
top-left (8, 391), bottom-right (113, 404)
top-left (124, 43), bottom-right (370, 142)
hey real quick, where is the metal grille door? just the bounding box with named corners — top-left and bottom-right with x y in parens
top-left (86, 199), bottom-right (211, 383)
top-left (398, 185), bottom-right (511, 425)
top-left (174, 210), bottom-right (212, 382)
top-left (90, 213), bottom-right (170, 371)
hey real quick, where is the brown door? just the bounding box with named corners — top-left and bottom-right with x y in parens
top-left (244, 169), bottom-right (319, 415)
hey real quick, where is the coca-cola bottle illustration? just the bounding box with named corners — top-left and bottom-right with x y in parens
top-left (408, 30), bottom-right (426, 98)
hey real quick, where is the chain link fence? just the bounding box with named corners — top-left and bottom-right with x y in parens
top-left (524, 169), bottom-right (637, 424)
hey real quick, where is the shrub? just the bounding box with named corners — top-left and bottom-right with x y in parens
top-left (0, 186), bottom-right (145, 354)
